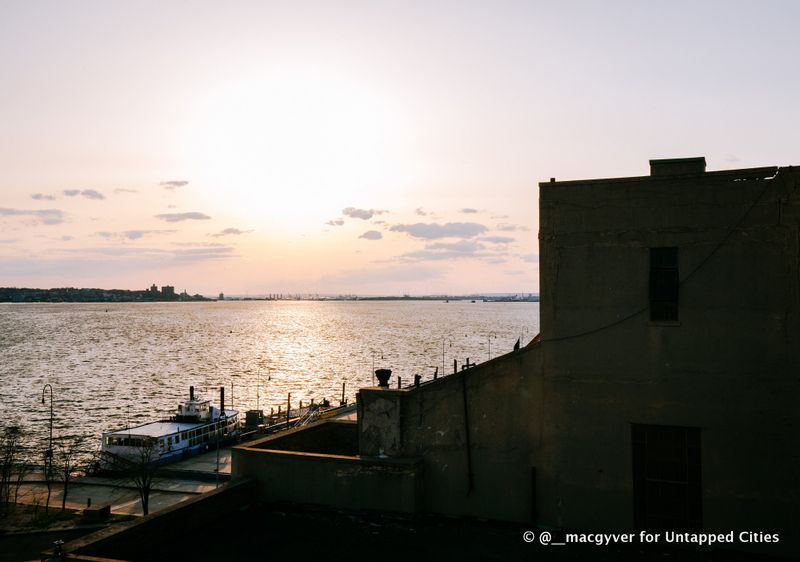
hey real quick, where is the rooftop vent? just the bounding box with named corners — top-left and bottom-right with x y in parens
top-left (649, 157), bottom-right (706, 176)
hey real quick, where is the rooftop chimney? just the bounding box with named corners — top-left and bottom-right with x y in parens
top-left (189, 386), bottom-right (194, 401)
top-left (649, 157), bottom-right (706, 176)
top-left (220, 386), bottom-right (225, 414)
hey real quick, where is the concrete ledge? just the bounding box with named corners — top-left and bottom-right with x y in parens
top-left (234, 444), bottom-right (423, 515)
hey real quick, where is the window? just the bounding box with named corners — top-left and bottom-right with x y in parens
top-left (632, 424), bottom-right (702, 531)
top-left (650, 247), bottom-right (678, 322)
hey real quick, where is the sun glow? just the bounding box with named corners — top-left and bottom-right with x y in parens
top-left (184, 65), bottom-right (408, 230)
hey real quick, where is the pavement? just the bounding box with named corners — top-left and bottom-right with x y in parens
top-left (12, 444), bottom-right (233, 517)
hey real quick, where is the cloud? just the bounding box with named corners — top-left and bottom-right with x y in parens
top-left (61, 235), bottom-right (74, 241)
top-left (480, 236), bottom-right (515, 244)
top-left (0, 208), bottom-right (65, 225)
top-left (359, 230), bottom-right (383, 240)
top-left (342, 207), bottom-right (388, 220)
top-left (415, 207), bottom-right (428, 216)
top-left (211, 227), bottom-right (253, 237)
top-left (160, 180), bottom-right (189, 190)
top-left (95, 229), bottom-right (176, 241)
top-left (325, 219), bottom-right (345, 226)
top-left (114, 188), bottom-right (138, 194)
top-left (425, 240), bottom-right (484, 253)
top-left (460, 208), bottom-right (479, 214)
top-left (81, 189), bottom-right (105, 200)
top-left (521, 254), bottom-right (540, 263)
top-left (31, 193), bottom-right (56, 201)
top-left (173, 246), bottom-right (235, 261)
top-left (393, 238), bottom-right (514, 263)
top-left (63, 189), bottom-right (104, 199)
top-left (496, 223), bottom-right (530, 232)
top-left (389, 222), bottom-right (488, 239)
top-left (59, 244), bottom-right (235, 262)
top-left (155, 212), bottom-right (211, 222)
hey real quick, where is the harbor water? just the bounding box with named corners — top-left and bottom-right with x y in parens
top-left (0, 300), bottom-right (538, 460)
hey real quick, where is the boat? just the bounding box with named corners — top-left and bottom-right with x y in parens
top-left (100, 386), bottom-right (239, 467)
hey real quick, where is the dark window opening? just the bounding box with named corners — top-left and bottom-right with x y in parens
top-left (650, 247), bottom-right (678, 321)
top-left (632, 424), bottom-right (702, 531)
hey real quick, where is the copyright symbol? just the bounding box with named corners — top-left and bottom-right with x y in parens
top-left (539, 531), bottom-right (552, 545)
top-left (523, 531), bottom-right (535, 543)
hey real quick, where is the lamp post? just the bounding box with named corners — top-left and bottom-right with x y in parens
top-left (41, 384), bottom-right (53, 511)
top-left (487, 332), bottom-right (497, 361)
top-left (442, 338), bottom-right (453, 375)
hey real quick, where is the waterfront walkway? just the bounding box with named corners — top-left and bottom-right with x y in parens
top-left (13, 445), bottom-right (233, 517)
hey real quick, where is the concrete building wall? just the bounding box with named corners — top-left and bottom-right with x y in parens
top-left (359, 343), bottom-right (543, 523)
top-left (233, 423), bottom-right (423, 515)
top-left (537, 165), bottom-right (800, 551)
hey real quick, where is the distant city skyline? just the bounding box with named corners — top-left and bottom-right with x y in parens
top-left (2, 1), bottom-right (798, 294)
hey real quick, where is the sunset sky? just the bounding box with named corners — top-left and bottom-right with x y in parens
top-left (2, 1), bottom-right (798, 295)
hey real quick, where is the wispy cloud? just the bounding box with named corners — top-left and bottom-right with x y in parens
top-left (359, 230), bottom-right (382, 240)
top-left (480, 236), bottom-right (515, 244)
top-left (496, 223), bottom-right (530, 232)
top-left (173, 246), bottom-right (235, 261)
top-left (389, 222), bottom-right (488, 240)
top-left (211, 227), bottom-right (253, 237)
top-left (325, 219), bottom-right (344, 226)
top-left (61, 235), bottom-right (74, 241)
top-left (160, 180), bottom-right (189, 190)
top-left (31, 193), bottom-right (56, 201)
top-left (0, 208), bottom-right (65, 225)
top-left (460, 208), bottom-right (479, 214)
top-left (81, 189), bottom-right (105, 200)
top-left (342, 207), bottom-right (388, 220)
top-left (95, 229), bottom-right (176, 241)
top-left (155, 212), bottom-right (211, 222)
top-left (63, 189), bottom-right (105, 200)
top-left (114, 188), bottom-right (138, 194)
top-left (521, 254), bottom-right (539, 263)
top-left (415, 207), bottom-right (428, 216)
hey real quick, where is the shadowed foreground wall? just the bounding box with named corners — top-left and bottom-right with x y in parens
top-left (358, 343), bottom-right (543, 523)
top-left (233, 421), bottom-right (423, 514)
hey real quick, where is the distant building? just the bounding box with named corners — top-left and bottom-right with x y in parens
top-left (149, 284), bottom-right (158, 294)
top-left (218, 292), bottom-right (224, 301)
top-left (161, 285), bottom-right (175, 298)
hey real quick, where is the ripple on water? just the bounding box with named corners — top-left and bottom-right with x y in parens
top-left (0, 300), bottom-right (538, 462)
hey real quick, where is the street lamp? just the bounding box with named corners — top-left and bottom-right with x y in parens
top-left (41, 383), bottom-right (53, 511)
top-left (442, 337), bottom-right (453, 375)
top-left (487, 332), bottom-right (497, 361)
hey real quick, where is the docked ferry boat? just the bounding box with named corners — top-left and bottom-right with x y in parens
top-left (101, 386), bottom-right (239, 466)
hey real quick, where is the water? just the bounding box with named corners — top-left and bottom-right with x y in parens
top-left (0, 300), bottom-right (538, 460)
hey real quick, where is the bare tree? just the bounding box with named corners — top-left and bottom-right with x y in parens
top-left (0, 425), bottom-right (22, 516)
top-left (54, 436), bottom-right (85, 512)
top-left (100, 437), bottom-right (160, 516)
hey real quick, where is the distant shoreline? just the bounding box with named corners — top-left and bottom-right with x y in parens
top-left (0, 287), bottom-right (538, 303)
top-left (0, 287), bottom-right (210, 303)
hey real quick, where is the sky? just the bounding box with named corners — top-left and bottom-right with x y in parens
top-left (1, 1), bottom-right (799, 296)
